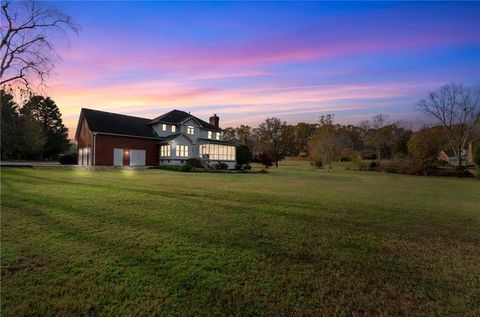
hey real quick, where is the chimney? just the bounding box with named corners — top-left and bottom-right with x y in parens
top-left (209, 114), bottom-right (219, 128)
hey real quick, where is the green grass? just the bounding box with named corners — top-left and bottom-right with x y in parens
top-left (1, 160), bottom-right (479, 316)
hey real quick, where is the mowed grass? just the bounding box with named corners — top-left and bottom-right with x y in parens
top-left (1, 161), bottom-right (479, 316)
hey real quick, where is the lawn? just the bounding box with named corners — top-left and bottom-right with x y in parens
top-left (1, 161), bottom-right (479, 316)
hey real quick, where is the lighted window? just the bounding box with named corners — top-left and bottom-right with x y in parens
top-left (208, 131), bottom-right (212, 139)
top-left (176, 145), bottom-right (189, 157)
top-left (171, 125), bottom-right (176, 133)
top-left (199, 144), bottom-right (235, 161)
top-left (187, 126), bottom-right (194, 135)
top-left (160, 145), bottom-right (170, 157)
top-left (216, 132), bottom-right (220, 140)
top-left (162, 124), bottom-right (166, 131)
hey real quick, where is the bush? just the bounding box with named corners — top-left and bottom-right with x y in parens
top-left (59, 154), bottom-right (77, 165)
top-left (236, 144), bottom-right (252, 166)
top-left (244, 164), bottom-right (252, 170)
top-left (186, 158), bottom-right (203, 168)
top-left (157, 165), bottom-right (192, 172)
top-left (345, 160), bottom-right (379, 171)
top-left (254, 153), bottom-right (274, 169)
top-left (219, 162), bottom-right (228, 170)
top-left (380, 159), bottom-right (420, 175)
top-left (310, 160), bottom-right (323, 169)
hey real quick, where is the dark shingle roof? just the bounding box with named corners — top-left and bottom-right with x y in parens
top-left (150, 109), bottom-right (221, 131)
top-left (77, 108), bottom-right (161, 139)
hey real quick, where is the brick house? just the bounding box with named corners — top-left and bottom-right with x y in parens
top-left (75, 108), bottom-right (236, 168)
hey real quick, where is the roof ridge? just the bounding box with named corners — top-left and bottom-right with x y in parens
top-left (82, 108), bottom-right (152, 121)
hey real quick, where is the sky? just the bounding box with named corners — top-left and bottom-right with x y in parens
top-left (44, 1), bottom-right (480, 138)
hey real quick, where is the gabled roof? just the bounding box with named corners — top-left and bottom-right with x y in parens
top-left (75, 108), bottom-right (162, 140)
top-left (149, 109), bottom-right (221, 131)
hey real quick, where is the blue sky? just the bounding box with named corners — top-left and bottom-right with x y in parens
top-left (44, 1), bottom-right (480, 136)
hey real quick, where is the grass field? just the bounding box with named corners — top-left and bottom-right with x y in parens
top-left (1, 161), bottom-right (479, 316)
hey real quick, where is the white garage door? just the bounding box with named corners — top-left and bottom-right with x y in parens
top-left (130, 149), bottom-right (146, 166)
top-left (114, 148), bottom-right (123, 166)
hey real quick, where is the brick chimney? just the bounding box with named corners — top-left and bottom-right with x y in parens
top-left (209, 114), bottom-right (219, 128)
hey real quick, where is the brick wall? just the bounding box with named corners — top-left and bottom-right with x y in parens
top-left (94, 134), bottom-right (159, 166)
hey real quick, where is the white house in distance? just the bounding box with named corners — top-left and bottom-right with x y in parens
top-left (75, 108), bottom-right (237, 168)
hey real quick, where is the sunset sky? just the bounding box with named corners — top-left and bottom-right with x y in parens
top-left (46, 1), bottom-right (480, 138)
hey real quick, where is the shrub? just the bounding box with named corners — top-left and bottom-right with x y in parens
top-left (186, 158), bottom-right (203, 168)
top-left (345, 160), bottom-right (379, 171)
top-left (158, 165), bottom-right (192, 172)
top-left (244, 164), bottom-right (252, 170)
top-left (59, 154), bottom-right (77, 165)
top-left (379, 159), bottom-right (420, 175)
top-left (310, 160), bottom-right (323, 169)
top-left (254, 153), bottom-right (274, 169)
top-left (236, 144), bottom-right (252, 166)
top-left (219, 162), bottom-right (228, 170)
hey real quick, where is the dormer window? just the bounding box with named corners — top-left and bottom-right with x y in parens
top-left (208, 131), bottom-right (212, 139)
top-left (162, 124), bottom-right (167, 131)
top-left (171, 125), bottom-right (176, 133)
top-left (216, 132), bottom-right (220, 140)
top-left (187, 126), bottom-right (194, 135)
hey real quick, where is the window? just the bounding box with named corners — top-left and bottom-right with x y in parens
top-left (171, 125), bottom-right (176, 133)
top-left (187, 126), bottom-right (194, 135)
top-left (162, 124), bottom-right (166, 131)
top-left (176, 145), bottom-right (189, 157)
top-left (208, 131), bottom-right (212, 139)
top-left (216, 132), bottom-right (220, 140)
top-left (160, 145), bottom-right (171, 157)
top-left (199, 144), bottom-right (235, 161)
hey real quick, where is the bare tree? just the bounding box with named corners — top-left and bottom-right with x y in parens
top-left (417, 83), bottom-right (480, 167)
top-left (0, 0), bottom-right (79, 93)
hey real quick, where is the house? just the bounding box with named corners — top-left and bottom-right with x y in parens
top-left (75, 108), bottom-right (236, 168)
top-left (437, 148), bottom-right (469, 166)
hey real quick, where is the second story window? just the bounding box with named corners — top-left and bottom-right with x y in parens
top-left (171, 125), bottom-right (176, 133)
top-left (208, 131), bottom-right (212, 139)
top-left (216, 132), bottom-right (220, 140)
top-left (187, 126), bottom-right (194, 135)
top-left (162, 124), bottom-right (167, 131)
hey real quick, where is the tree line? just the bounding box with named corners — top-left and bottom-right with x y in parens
top-left (1, 90), bottom-right (70, 160)
top-left (225, 83), bottom-right (480, 173)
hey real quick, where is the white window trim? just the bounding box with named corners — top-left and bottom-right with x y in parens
top-left (216, 132), bottom-right (220, 140)
top-left (208, 131), bottom-right (212, 139)
top-left (171, 125), bottom-right (176, 133)
top-left (187, 126), bottom-right (194, 135)
top-left (162, 124), bottom-right (167, 131)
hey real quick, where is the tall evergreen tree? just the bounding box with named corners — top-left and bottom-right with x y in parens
top-left (1, 90), bottom-right (21, 159)
top-left (21, 96), bottom-right (69, 160)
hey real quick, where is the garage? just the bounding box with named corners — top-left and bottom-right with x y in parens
top-left (129, 149), bottom-right (146, 166)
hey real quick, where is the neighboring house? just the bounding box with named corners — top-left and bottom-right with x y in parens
top-left (437, 148), bottom-right (470, 166)
top-left (75, 108), bottom-right (236, 168)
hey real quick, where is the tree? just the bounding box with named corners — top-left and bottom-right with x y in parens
top-left (254, 153), bottom-right (273, 169)
top-left (236, 125), bottom-right (251, 145)
top-left (222, 127), bottom-right (236, 141)
top-left (408, 128), bottom-right (443, 175)
top-left (236, 144), bottom-right (252, 166)
top-left (294, 122), bottom-right (317, 155)
top-left (254, 117), bottom-right (287, 167)
top-left (308, 114), bottom-right (343, 171)
top-left (473, 139), bottom-right (480, 167)
top-left (417, 83), bottom-right (480, 167)
top-left (1, 89), bottom-right (21, 159)
top-left (1, 0), bottom-right (79, 93)
top-left (20, 95), bottom-right (69, 160)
